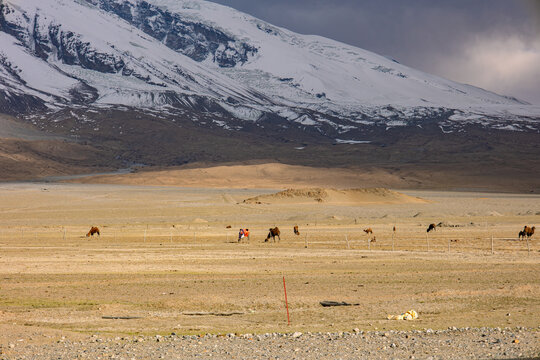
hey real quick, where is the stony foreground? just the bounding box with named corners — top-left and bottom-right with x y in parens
top-left (3, 327), bottom-right (539, 360)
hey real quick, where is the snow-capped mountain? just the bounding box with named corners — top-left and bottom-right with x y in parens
top-left (1, 0), bottom-right (539, 137)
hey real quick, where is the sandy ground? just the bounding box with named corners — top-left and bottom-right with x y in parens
top-left (64, 162), bottom-right (540, 193)
top-left (243, 187), bottom-right (427, 205)
top-left (0, 182), bottom-right (538, 358)
top-left (65, 163), bottom-right (412, 189)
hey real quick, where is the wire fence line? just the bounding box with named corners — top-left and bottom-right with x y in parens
top-left (0, 224), bottom-right (536, 254)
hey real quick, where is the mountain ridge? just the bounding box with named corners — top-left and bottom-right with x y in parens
top-left (0, 0), bottom-right (539, 189)
top-left (1, 0), bottom-right (539, 133)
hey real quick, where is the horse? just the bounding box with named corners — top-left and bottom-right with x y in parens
top-left (86, 226), bottom-right (100, 237)
top-left (265, 227), bottom-right (281, 242)
top-left (294, 225), bottom-right (300, 236)
top-left (363, 228), bottom-right (373, 234)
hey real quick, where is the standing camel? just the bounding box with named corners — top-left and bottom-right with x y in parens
top-left (265, 227), bottom-right (281, 242)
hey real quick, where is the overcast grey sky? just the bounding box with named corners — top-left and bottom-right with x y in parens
top-left (210, 0), bottom-right (540, 104)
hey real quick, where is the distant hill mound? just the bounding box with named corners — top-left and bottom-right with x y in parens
top-left (243, 188), bottom-right (426, 205)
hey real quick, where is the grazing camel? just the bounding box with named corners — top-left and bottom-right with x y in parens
top-left (363, 228), bottom-right (373, 234)
top-left (265, 227), bottom-right (281, 242)
top-left (86, 226), bottom-right (100, 237)
top-left (518, 230), bottom-right (526, 240)
top-left (226, 225), bottom-right (232, 229)
top-left (294, 225), bottom-right (300, 236)
top-left (426, 223), bottom-right (440, 233)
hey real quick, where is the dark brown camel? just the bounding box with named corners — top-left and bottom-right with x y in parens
top-left (294, 225), bottom-right (300, 236)
top-left (427, 223), bottom-right (440, 233)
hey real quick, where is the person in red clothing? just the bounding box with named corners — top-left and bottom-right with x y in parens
top-left (238, 228), bottom-right (250, 242)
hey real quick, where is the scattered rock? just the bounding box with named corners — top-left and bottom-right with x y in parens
top-left (4, 328), bottom-right (538, 359)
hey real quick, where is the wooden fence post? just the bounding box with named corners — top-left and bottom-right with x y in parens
top-left (392, 232), bottom-right (395, 251)
top-left (448, 238), bottom-right (450, 252)
top-left (526, 237), bottom-right (530, 255)
top-left (144, 228), bottom-right (147, 243)
top-left (368, 237), bottom-right (371, 251)
top-left (426, 233), bottom-right (429, 252)
top-left (304, 234), bottom-right (308, 248)
top-left (491, 235), bottom-right (494, 254)
top-left (345, 235), bottom-right (350, 249)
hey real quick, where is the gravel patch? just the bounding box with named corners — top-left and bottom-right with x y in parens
top-left (3, 327), bottom-right (539, 359)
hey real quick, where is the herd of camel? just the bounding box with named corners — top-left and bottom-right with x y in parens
top-left (424, 223), bottom-right (535, 241)
top-left (85, 223), bottom-right (535, 241)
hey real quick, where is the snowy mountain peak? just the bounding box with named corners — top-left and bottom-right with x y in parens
top-left (0, 0), bottom-right (539, 135)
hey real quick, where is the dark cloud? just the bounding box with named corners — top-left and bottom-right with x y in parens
top-left (210, 0), bottom-right (540, 104)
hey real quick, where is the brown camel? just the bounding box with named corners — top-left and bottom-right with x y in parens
top-left (524, 226), bottom-right (535, 239)
top-left (363, 228), bottom-right (373, 234)
top-left (294, 225), bottom-right (300, 236)
top-left (427, 223), bottom-right (440, 233)
top-left (86, 226), bottom-right (100, 237)
top-left (265, 227), bottom-right (281, 242)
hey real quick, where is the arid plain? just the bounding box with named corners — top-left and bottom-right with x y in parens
top-left (0, 168), bottom-right (539, 350)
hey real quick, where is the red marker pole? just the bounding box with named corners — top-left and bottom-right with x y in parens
top-left (283, 275), bottom-right (291, 325)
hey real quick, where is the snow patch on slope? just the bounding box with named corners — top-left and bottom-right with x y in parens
top-left (0, 0), bottom-right (538, 133)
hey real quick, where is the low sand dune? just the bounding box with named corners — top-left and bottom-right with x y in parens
top-left (66, 163), bottom-right (409, 189)
top-left (63, 162), bottom-right (540, 192)
top-left (243, 188), bottom-right (427, 205)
